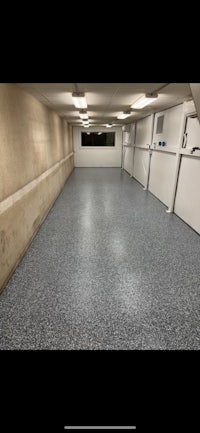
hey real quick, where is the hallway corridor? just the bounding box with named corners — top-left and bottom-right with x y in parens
top-left (0, 168), bottom-right (200, 350)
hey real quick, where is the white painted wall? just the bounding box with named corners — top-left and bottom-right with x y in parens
top-left (190, 83), bottom-right (200, 123)
top-left (132, 115), bottom-right (153, 186)
top-left (73, 126), bottom-right (122, 167)
top-left (135, 115), bottom-right (153, 147)
top-left (148, 152), bottom-right (176, 207)
top-left (173, 101), bottom-right (200, 234)
top-left (174, 156), bottom-right (200, 234)
top-left (184, 116), bottom-right (200, 149)
top-left (124, 147), bottom-right (134, 175)
top-left (152, 104), bottom-right (184, 150)
top-left (130, 100), bottom-right (200, 234)
top-left (123, 123), bottom-right (135, 175)
top-left (148, 104), bottom-right (184, 207)
top-left (133, 148), bottom-right (149, 186)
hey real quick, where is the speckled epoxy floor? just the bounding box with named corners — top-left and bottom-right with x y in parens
top-left (0, 168), bottom-right (200, 350)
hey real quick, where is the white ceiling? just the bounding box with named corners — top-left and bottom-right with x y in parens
top-left (16, 83), bottom-right (192, 126)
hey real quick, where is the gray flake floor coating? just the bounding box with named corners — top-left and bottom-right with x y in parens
top-left (0, 168), bottom-right (200, 350)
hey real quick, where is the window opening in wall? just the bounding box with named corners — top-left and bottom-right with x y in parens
top-left (156, 115), bottom-right (164, 134)
top-left (81, 132), bottom-right (115, 147)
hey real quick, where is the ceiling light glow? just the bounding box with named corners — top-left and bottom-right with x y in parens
top-left (117, 112), bottom-right (131, 119)
top-left (79, 110), bottom-right (88, 120)
top-left (131, 93), bottom-right (158, 109)
top-left (72, 92), bottom-right (87, 109)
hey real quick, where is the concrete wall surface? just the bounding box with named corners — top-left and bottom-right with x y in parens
top-left (0, 84), bottom-right (74, 292)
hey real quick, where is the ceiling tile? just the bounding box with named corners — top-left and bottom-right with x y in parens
top-left (16, 83), bottom-right (192, 126)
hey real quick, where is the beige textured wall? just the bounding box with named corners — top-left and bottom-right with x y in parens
top-left (0, 84), bottom-right (74, 292)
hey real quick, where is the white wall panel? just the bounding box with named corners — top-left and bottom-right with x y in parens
top-left (148, 152), bottom-right (176, 207)
top-left (133, 148), bottom-right (149, 186)
top-left (123, 147), bottom-right (133, 175)
top-left (190, 83), bottom-right (200, 124)
top-left (73, 126), bottom-right (122, 167)
top-left (153, 104), bottom-right (184, 150)
top-left (132, 115), bottom-right (153, 186)
top-left (135, 115), bottom-right (153, 146)
top-left (174, 156), bottom-right (200, 234)
top-left (184, 116), bottom-right (200, 149)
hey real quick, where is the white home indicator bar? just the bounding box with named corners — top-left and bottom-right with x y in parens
top-left (64, 427), bottom-right (136, 430)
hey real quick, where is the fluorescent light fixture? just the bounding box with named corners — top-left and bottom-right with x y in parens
top-left (82, 120), bottom-right (89, 125)
top-left (79, 110), bottom-right (88, 120)
top-left (117, 111), bottom-right (131, 119)
top-left (72, 92), bottom-right (87, 109)
top-left (131, 93), bottom-right (158, 109)
top-left (83, 124), bottom-right (89, 128)
top-left (106, 123), bottom-right (113, 127)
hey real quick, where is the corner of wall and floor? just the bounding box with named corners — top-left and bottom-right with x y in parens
top-left (0, 83), bottom-right (74, 294)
